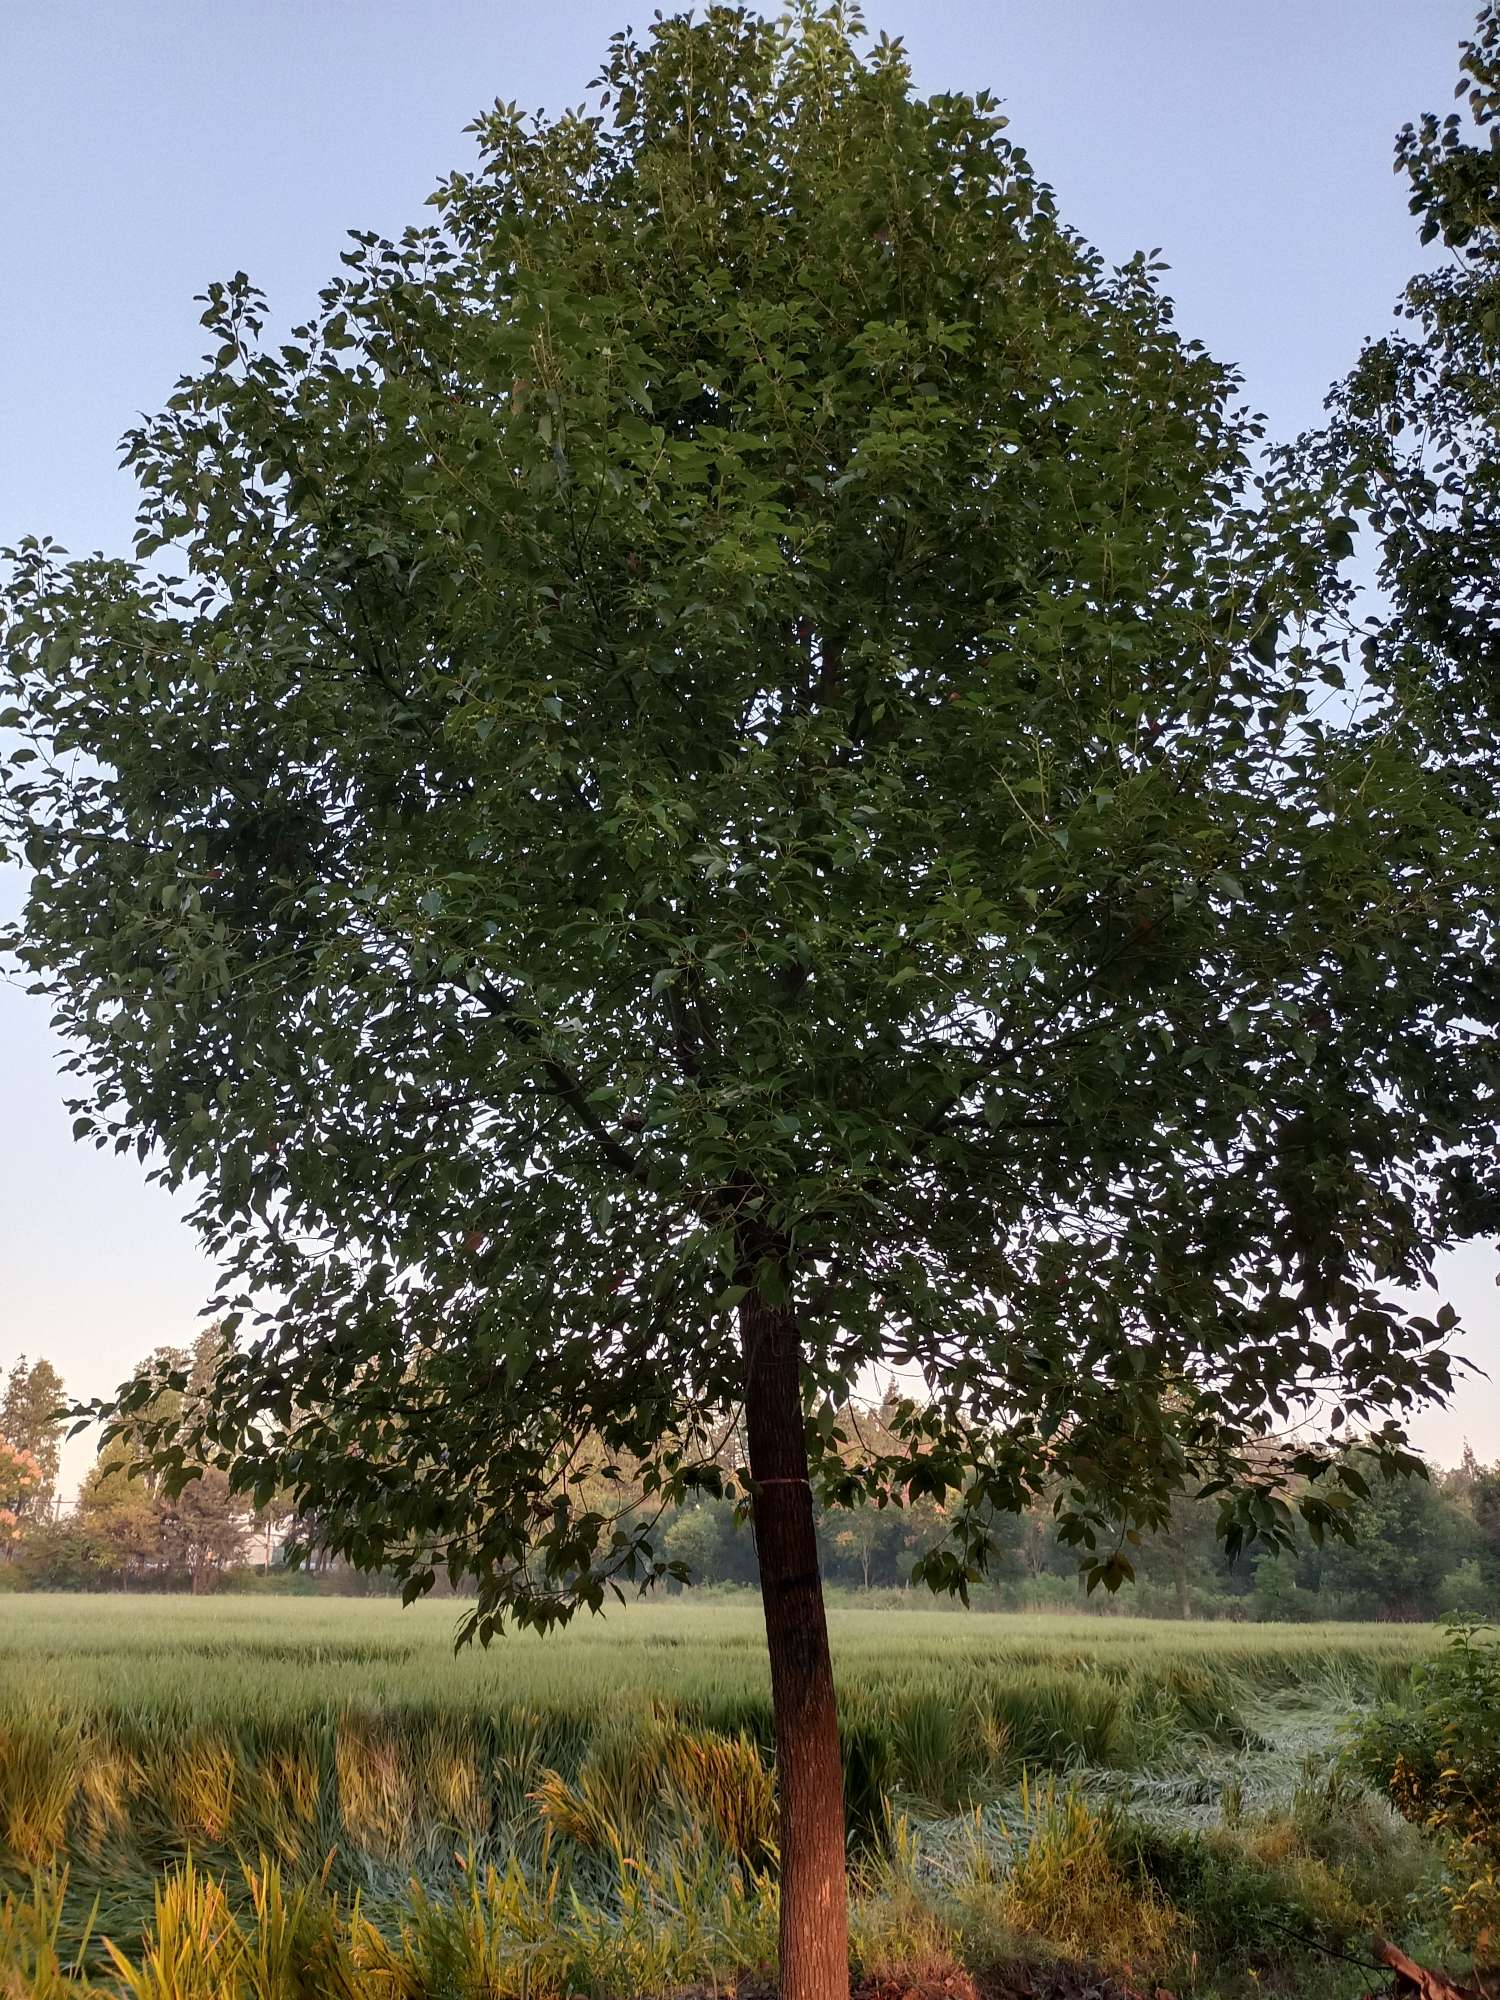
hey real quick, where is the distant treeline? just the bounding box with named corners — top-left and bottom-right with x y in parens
top-left (6, 1344), bottom-right (1497, 1619)
top-left (22, 1449), bottom-right (1497, 1624)
top-left (646, 1444), bottom-right (1500, 1622)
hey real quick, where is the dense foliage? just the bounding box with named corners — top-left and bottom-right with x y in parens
top-left (665, 1448), bottom-right (1500, 1622)
top-left (3, 4), bottom-right (1495, 1638)
top-left (1310, 1), bottom-right (1500, 755)
top-left (1353, 1623), bottom-right (1500, 1950)
top-left (0, 1441), bottom-right (41, 1550)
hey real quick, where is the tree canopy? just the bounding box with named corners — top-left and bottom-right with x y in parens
top-left (6, 4), bottom-right (1490, 1617)
top-left (4, 9), bottom-right (1499, 1990)
top-left (0, 1356), bottom-right (65, 1511)
top-left (1309, 5), bottom-right (1500, 785)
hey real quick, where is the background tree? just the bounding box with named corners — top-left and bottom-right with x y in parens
top-left (250, 1487), bottom-right (296, 1573)
top-left (158, 1467), bottom-right (250, 1593)
top-left (1470, 1464), bottom-right (1500, 1596)
top-left (0, 1439), bottom-right (42, 1552)
top-left (830, 1504), bottom-right (888, 1592)
top-left (1294, 1462), bottom-right (1474, 1619)
top-left (662, 1502), bottom-right (728, 1589)
top-left (65, 1333), bottom-right (248, 1590)
top-left (0, 1357), bottom-right (65, 1518)
top-left (1130, 1490), bottom-right (1226, 1620)
top-left (75, 1441), bottom-right (162, 1585)
top-left (5, 9), bottom-right (1499, 1994)
top-left (1246, 1553), bottom-right (1311, 1624)
top-left (13, 1517), bottom-right (96, 1591)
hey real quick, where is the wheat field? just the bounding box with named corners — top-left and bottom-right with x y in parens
top-left (0, 1595), bottom-right (1436, 1995)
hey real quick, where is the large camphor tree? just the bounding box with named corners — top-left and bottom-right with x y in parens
top-left (4, 9), bottom-right (1498, 1994)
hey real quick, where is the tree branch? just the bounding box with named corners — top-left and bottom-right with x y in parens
top-left (473, 977), bottom-right (648, 1185)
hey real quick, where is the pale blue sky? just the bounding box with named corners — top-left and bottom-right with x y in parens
top-left (3, 1), bottom-right (1494, 1497)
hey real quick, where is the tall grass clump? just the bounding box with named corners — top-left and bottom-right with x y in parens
top-left (103, 1859), bottom-right (246, 1998)
top-left (0, 1870), bottom-right (93, 1999)
top-left (0, 1712), bottom-right (81, 1867)
top-left (998, 1778), bottom-right (1179, 1969)
top-left (532, 1715), bottom-right (776, 1872)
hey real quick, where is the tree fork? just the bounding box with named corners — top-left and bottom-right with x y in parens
top-left (740, 1285), bottom-right (849, 2000)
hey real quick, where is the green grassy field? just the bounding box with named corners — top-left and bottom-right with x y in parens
top-left (0, 1596), bottom-right (1442, 1996)
top-left (0, 1592), bottom-right (1430, 1717)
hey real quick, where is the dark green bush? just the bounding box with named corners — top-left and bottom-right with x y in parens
top-left (1351, 1622), bottom-right (1500, 1950)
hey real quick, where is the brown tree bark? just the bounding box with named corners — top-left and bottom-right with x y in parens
top-left (740, 1286), bottom-right (849, 2000)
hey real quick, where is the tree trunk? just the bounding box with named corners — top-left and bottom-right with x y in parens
top-left (740, 1288), bottom-right (849, 2000)
top-left (1173, 1566), bottom-right (1192, 1620)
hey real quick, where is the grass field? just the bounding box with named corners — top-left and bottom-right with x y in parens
top-left (0, 1596), bottom-right (1443, 1996)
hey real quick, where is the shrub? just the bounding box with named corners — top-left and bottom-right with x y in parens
top-left (1437, 1562), bottom-right (1493, 1622)
top-left (1351, 1621), bottom-right (1500, 1951)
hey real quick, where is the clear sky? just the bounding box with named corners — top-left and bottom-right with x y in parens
top-left (2, 0), bottom-right (1493, 1499)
